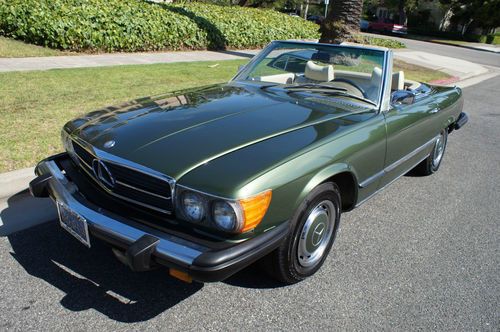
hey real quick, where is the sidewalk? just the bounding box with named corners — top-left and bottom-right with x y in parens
top-left (0, 47), bottom-right (489, 84)
top-left (0, 49), bottom-right (259, 72)
top-left (394, 49), bottom-right (489, 81)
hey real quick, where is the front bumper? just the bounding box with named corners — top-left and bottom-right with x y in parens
top-left (454, 112), bottom-right (468, 130)
top-left (30, 154), bottom-right (289, 282)
top-left (392, 29), bottom-right (407, 35)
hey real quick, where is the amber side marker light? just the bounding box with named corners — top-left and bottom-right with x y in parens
top-left (170, 268), bottom-right (193, 283)
top-left (239, 190), bottom-right (272, 233)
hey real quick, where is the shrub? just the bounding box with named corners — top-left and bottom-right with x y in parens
top-left (0, 0), bottom-right (320, 52)
top-left (352, 35), bottom-right (406, 49)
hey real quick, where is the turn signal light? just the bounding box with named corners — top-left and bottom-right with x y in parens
top-left (239, 190), bottom-right (272, 232)
top-left (169, 268), bottom-right (193, 283)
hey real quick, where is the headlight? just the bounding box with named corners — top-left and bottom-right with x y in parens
top-left (176, 187), bottom-right (272, 233)
top-left (181, 192), bottom-right (205, 222)
top-left (212, 201), bottom-right (240, 232)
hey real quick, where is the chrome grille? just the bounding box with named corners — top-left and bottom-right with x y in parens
top-left (71, 140), bottom-right (174, 214)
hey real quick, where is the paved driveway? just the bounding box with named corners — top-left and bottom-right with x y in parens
top-left (0, 76), bottom-right (498, 330)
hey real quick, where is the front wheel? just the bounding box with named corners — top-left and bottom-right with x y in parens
top-left (262, 183), bottom-right (341, 284)
top-left (413, 129), bottom-right (448, 176)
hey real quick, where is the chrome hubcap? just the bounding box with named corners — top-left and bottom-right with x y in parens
top-left (297, 200), bottom-right (335, 268)
top-left (432, 133), bottom-right (446, 167)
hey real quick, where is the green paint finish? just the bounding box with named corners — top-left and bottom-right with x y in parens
top-left (60, 46), bottom-right (464, 241)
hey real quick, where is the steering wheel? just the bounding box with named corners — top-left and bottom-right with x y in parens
top-left (331, 78), bottom-right (367, 98)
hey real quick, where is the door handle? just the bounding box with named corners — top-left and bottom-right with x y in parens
top-left (429, 108), bottom-right (440, 114)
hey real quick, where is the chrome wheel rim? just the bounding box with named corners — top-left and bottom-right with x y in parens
top-left (432, 133), bottom-right (446, 167)
top-left (297, 200), bottom-right (336, 268)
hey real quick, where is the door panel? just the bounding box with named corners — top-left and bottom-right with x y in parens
top-left (381, 101), bottom-right (438, 186)
top-left (346, 112), bottom-right (387, 203)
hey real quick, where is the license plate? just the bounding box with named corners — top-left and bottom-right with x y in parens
top-left (57, 202), bottom-right (91, 247)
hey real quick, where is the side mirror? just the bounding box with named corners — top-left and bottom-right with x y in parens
top-left (391, 90), bottom-right (415, 105)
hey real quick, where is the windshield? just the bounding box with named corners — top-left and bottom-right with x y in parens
top-left (234, 41), bottom-right (386, 107)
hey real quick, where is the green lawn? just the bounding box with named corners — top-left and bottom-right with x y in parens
top-left (0, 59), bottom-right (449, 172)
top-left (0, 37), bottom-right (66, 57)
top-left (394, 59), bottom-right (451, 83)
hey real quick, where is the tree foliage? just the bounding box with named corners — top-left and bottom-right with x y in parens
top-left (0, 0), bottom-right (320, 52)
top-left (440, 0), bottom-right (500, 33)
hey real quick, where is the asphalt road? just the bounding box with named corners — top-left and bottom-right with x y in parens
top-left (1, 79), bottom-right (499, 330)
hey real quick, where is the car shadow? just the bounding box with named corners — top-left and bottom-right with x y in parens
top-left (7, 221), bottom-right (203, 322)
top-left (4, 197), bottom-right (287, 322)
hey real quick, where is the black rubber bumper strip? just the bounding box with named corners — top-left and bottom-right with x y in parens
top-left (454, 112), bottom-right (468, 130)
top-left (186, 221), bottom-right (290, 282)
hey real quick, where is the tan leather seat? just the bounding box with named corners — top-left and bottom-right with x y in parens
top-left (366, 66), bottom-right (382, 101)
top-left (392, 71), bottom-right (405, 91)
top-left (304, 61), bottom-right (334, 82)
top-left (256, 73), bottom-right (295, 84)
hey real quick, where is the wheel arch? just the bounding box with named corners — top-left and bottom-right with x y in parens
top-left (296, 163), bottom-right (359, 213)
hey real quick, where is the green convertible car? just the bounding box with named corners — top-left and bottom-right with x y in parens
top-left (30, 41), bottom-right (467, 284)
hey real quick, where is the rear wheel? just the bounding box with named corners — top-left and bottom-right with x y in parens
top-left (262, 183), bottom-right (341, 284)
top-left (413, 129), bottom-right (448, 176)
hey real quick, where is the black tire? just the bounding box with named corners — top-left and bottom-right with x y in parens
top-left (262, 183), bottom-right (341, 284)
top-left (413, 128), bottom-right (448, 176)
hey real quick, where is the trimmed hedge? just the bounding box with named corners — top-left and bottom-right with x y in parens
top-left (0, 0), bottom-right (320, 52)
top-left (352, 35), bottom-right (406, 49)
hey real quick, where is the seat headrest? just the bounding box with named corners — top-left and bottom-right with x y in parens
top-left (392, 71), bottom-right (405, 91)
top-left (305, 61), bottom-right (334, 82)
top-left (371, 66), bottom-right (383, 85)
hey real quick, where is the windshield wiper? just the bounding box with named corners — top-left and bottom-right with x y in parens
top-left (260, 83), bottom-right (279, 90)
top-left (283, 83), bottom-right (348, 92)
top-left (286, 87), bottom-right (377, 107)
top-left (261, 83), bottom-right (348, 92)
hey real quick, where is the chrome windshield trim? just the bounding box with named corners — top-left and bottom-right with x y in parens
top-left (379, 50), bottom-right (392, 113)
top-left (39, 160), bottom-right (205, 265)
top-left (359, 135), bottom-right (438, 188)
top-left (232, 40), bottom-right (390, 111)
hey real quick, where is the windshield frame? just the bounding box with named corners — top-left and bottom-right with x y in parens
top-left (232, 41), bottom-right (392, 112)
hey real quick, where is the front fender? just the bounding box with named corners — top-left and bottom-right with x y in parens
top-left (294, 162), bottom-right (359, 212)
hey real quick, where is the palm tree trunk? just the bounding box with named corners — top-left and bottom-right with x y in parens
top-left (303, 1), bottom-right (310, 19)
top-left (319, 0), bottom-right (364, 44)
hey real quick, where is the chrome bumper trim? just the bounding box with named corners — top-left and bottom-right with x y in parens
top-left (37, 159), bottom-right (204, 266)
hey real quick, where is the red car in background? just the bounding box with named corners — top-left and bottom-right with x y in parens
top-left (367, 19), bottom-right (407, 35)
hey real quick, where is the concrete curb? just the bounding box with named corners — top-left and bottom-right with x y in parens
top-left (0, 166), bottom-right (57, 236)
top-left (0, 167), bottom-right (35, 199)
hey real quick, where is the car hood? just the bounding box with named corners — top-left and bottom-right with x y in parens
top-left (66, 83), bottom-right (371, 179)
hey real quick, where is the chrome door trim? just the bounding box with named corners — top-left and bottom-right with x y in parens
top-left (358, 135), bottom-right (438, 188)
top-left (355, 153), bottom-right (431, 207)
